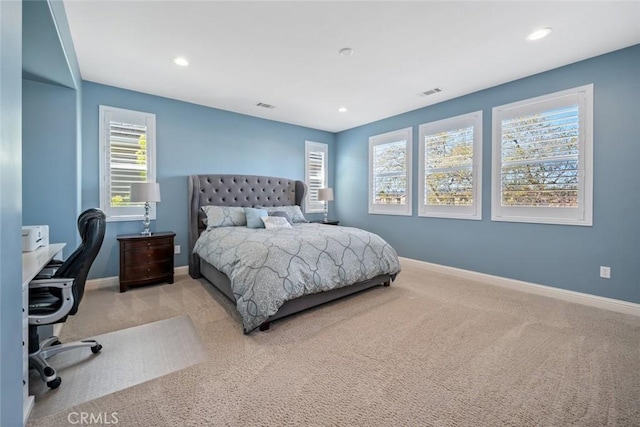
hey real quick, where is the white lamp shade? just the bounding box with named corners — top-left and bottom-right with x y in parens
top-left (130, 182), bottom-right (161, 203)
top-left (317, 188), bottom-right (334, 202)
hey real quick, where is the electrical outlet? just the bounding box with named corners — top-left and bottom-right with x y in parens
top-left (600, 266), bottom-right (611, 279)
top-left (174, 245), bottom-right (181, 255)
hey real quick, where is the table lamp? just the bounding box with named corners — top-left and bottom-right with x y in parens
top-left (317, 188), bottom-right (334, 223)
top-left (129, 182), bottom-right (161, 236)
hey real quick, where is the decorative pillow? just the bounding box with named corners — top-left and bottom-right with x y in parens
top-left (263, 205), bottom-right (308, 223)
top-left (269, 211), bottom-right (293, 225)
top-left (262, 216), bottom-right (293, 229)
top-left (201, 206), bottom-right (246, 228)
top-left (245, 207), bottom-right (268, 229)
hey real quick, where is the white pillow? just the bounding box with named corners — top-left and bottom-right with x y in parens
top-left (262, 216), bottom-right (293, 229)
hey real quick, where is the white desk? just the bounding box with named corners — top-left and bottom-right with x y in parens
top-left (21, 243), bottom-right (66, 425)
top-left (22, 243), bottom-right (66, 290)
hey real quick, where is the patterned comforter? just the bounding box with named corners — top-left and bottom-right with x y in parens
top-left (193, 223), bottom-right (401, 333)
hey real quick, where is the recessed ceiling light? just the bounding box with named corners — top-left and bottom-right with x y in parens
top-left (526, 28), bottom-right (552, 41)
top-left (339, 48), bottom-right (354, 57)
top-left (173, 57), bottom-right (189, 67)
top-left (338, 107), bottom-right (348, 113)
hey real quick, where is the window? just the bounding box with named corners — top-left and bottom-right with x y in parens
top-left (418, 111), bottom-right (482, 220)
top-left (492, 84), bottom-right (593, 225)
top-left (99, 106), bottom-right (156, 221)
top-left (304, 141), bottom-right (328, 213)
top-left (369, 127), bottom-right (412, 216)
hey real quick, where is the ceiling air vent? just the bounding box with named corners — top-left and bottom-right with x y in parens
top-left (421, 87), bottom-right (443, 96)
top-left (256, 102), bottom-right (275, 109)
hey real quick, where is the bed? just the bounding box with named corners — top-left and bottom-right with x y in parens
top-left (188, 174), bottom-right (400, 333)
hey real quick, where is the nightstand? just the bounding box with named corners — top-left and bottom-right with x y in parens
top-left (312, 220), bottom-right (340, 226)
top-left (117, 232), bottom-right (175, 292)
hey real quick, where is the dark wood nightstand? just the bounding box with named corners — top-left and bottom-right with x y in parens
top-left (312, 220), bottom-right (340, 226)
top-left (117, 232), bottom-right (175, 293)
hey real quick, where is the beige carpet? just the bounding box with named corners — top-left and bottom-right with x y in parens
top-left (27, 259), bottom-right (640, 426)
top-left (29, 315), bottom-right (207, 419)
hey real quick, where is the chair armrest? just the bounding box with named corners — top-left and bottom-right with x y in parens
top-left (28, 278), bottom-right (75, 326)
top-left (29, 278), bottom-right (73, 290)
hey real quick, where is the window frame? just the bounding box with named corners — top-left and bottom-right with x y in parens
top-left (304, 140), bottom-right (329, 214)
top-left (491, 84), bottom-right (593, 226)
top-left (99, 105), bottom-right (157, 222)
top-left (418, 111), bottom-right (483, 220)
top-left (368, 127), bottom-right (413, 216)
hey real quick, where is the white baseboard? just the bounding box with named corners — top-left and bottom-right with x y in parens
top-left (399, 257), bottom-right (640, 317)
top-left (85, 265), bottom-right (189, 291)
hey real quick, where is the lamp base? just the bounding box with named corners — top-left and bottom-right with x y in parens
top-left (140, 202), bottom-right (152, 236)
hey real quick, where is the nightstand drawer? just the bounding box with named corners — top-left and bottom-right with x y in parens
top-left (123, 247), bottom-right (173, 266)
top-left (123, 261), bottom-right (173, 281)
top-left (122, 238), bottom-right (172, 251)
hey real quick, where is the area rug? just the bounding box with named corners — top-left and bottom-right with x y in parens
top-left (29, 314), bottom-right (207, 419)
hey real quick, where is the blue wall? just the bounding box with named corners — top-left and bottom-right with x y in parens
top-left (82, 82), bottom-right (336, 278)
top-left (0, 1), bottom-right (23, 425)
top-left (336, 45), bottom-right (640, 304)
top-left (22, 0), bottom-right (83, 255)
top-left (23, 79), bottom-right (79, 255)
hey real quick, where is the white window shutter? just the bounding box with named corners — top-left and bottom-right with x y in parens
top-left (492, 84), bottom-right (593, 226)
top-left (368, 127), bottom-right (413, 216)
top-left (99, 106), bottom-right (157, 221)
top-left (419, 111), bottom-right (482, 220)
top-left (305, 141), bottom-right (328, 213)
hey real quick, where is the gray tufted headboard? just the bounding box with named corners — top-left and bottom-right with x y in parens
top-left (188, 174), bottom-right (306, 278)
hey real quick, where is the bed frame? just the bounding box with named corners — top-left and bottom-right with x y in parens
top-left (188, 174), bottom-right (392, 332)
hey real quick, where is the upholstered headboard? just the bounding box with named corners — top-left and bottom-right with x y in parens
top-left (188, 174), bottom-right (306, 278)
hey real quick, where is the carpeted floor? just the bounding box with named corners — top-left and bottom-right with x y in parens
top-left (27, 259), bottom-right (640, 426)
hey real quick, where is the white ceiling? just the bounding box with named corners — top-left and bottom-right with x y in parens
top-left (63, 1), bottom-right (640, 133)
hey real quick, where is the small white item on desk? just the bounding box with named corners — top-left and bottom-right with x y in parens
top-left (22, 225), bottom-right (49, 252)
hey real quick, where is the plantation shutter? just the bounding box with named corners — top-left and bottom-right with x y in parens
top-left (500, 104), bottom-right (580, 207)
top-left (99, 106), bottom-right (156, 220)
top-left (491, 84), bottom-right (593, 226)
top-left (373, 140), bottom-right (407, 205)
top-left (368, 127), bottom-right (412, 216)
top-left (108, 121), bottom-right (148, 207)
top-left (418, 111), bottom-right (482, 220)
top-left (305, 141), bottom-right (328, 213)
top-left (424, 125), bottom-right (474, 206)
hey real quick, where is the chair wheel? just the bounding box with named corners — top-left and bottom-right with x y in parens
top-left (91, 344), bottom-right (102, 354)
top-left (47, 377), bottom-right (61, 389)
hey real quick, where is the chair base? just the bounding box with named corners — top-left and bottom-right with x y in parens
top-left (29, 335), bottom-right (102, 388)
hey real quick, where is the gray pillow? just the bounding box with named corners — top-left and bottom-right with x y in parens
top-left (262, 206), bottom-right (308, 223)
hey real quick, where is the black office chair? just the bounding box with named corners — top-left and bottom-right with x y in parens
top-left (28, 208), bottom-right (106, 389)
